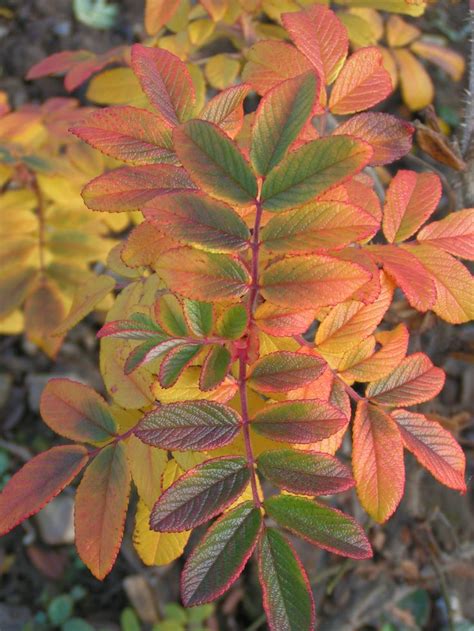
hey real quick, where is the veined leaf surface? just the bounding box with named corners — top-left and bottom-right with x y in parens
top-left (249, 351), bottom-right (325, 393)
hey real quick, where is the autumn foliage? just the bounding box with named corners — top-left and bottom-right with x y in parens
top-left (0, 4), bottom-right (472, 630)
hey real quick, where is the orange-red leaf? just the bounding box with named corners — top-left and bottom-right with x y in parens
top-left (391, 409), bottom-right (466, 492)
top-left (145, 0), bottom-right (180, 35)
top-left (0, 445), bottom-right (89, 535)
top-left (417, 208), bottom-right (474, 260)
top-left (352, 401), bottom-right (405, 522)
top-left (329, 47), bottom-right (393, 115)
top-left (75, 442), bottom-right (131, 579)
top-left (82, 165), bottom-right (196, 212)
top-left (382, 170), bottom-right (441, 242)
top-left (366, 353), bottom-right (445, 407)
top-left (254, 303), bottom-right (314, 337)
top-left (131, 44), bottom-right (196, 125)
top-left (333, 113), bottom-right (414, 166)
top-left (282, 5), bottom-right (348, 84)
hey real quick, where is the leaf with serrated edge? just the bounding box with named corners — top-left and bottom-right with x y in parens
top-left (75, 442), bottom-right (131, 579)
top-left (264, 494), bottom-right (372, 559)
top-left (282, 4), bottom-right (348, 84)
top-left (251, 72), bottom-right (318, 176)
top-left (143, 191), bottom-right (250, 253)
top-left (150, 456), bottom-right (250, 532)
top-left (200, 345), bottom-right (232, 391)
top-left (329, 47), bottom-right (392, 115)
top-left (216, 304), bottom-right (248, 339)
top-left (382, 170), bottom-right (441, 243)
top-left (353, 401), bottom-right (405, 522)
top-left (257, 449), bottom-right (354, 496)
top-left (183, 300), bottom-right (213, 337)
top-left (173, 119), bottom-right (257, 206)
top-left (392, 409), bottom-right (466, 491)
top-left (261, 254), bottom-right (371, 309)
top-left (417, 208), bottom-right (474, 261)
top-left (366, 353), bottom-right (445, 407)
top-left (261, 200), bottom-right (379, 253)
top-left (136, 400), bottom-right (241, 451)
top-left (159, 344), bottom-right (202, 388)
top-left (0, 445), bottom-right (88, 535)
top-left (199, 84), bottom-right (250, 138)
top-left (131, 44), bottom-right (195, 124)
top-left (252, 399), bottom-right (348, 444)
top-left (249, 351), bottom-right (325, 393)
top-left (261, 136), bottom-right (372, 212)
top-left (71, 106), bottom-right (175, 165)
top-left (154, 247), bottom-right (250, 302)
top-left (181, 501), bottom-right (262, 606)
top-left (258, 527), bottom-right (315, 631)
top-left (255, 303), bottom-right (314, 337)
top-left (40, 378), bottom-right (117, 444)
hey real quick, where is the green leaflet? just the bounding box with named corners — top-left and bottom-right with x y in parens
top-left (150, 456), bottom-right (250, 532)
top-left (260, 136), bottom-right (372, 212)
top-left (173, 120), bottom-right (258, 206)
top-left (157, 294), bottom-right (189, 337)
top-left (159, 344), bottom-right (202, 388)
top-left (258, 528), bottom-right (315, 631)
top-left (200, 345), bottom-right (232, 391)
top-left (251, 72), bottom-right (317, 176)
top-left (264, 495), bottom-right (372, 559)
top-left (216, 304), bottom-right (248, 339)
top-left (181, 501), bottom-right (262, 606)
top-left (183, 300), bottom-right (213, 337)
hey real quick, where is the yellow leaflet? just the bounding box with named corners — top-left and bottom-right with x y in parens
top-left (258, 331), bottom-right (299, 356)
top-left (0, 310), bottom-right (24, 334)
top-left (205, 54), bottom-right (240, 90)
top-left (87, 68), bottom-right (149, 107)
top-left (152, 367), bottom-right (237, 403)
top-left (127, 435), bottom-right (167, 509)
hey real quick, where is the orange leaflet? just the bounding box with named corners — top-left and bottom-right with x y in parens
top-left (282, 4), bottom-right (348, 84)
top-left (382, 170), bottom-right (442, 242)
top-left (391, 409), bottom-right (466, 492)
top-left (353, 401), bottom-right (405, 523)
top-left (329, 47), bottom-right (393, 115)
top-left (199, 84), bottom-right (250, 139)
top-left (417, 208), bottom-right (474, 260)
top-left (144, 0), bottom-right (180, 35)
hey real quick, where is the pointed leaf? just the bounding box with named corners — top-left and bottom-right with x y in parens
top-left (75, 443), bottom-right (131, 579)
top-left (366, 353), bottom-right (445, 406)
top-left (352, 401), bottom-right (405, 522)
top-left (126, 434), bottom-right (167, 508)
top-left (382, 170), bottom-right (441, 242)
top-left (82, 165), bottom-right (196, 212)
top-left (249, 351), bottom-right (325, 393)
top-left (391, 409), bottom-right (466, 492)
top-left (40, 378), bottom-right (117, 444)
top-left (159, 344), bottom-right (202, 388)
top-left (264, 494), bottom-right (372, 559)
top-left (257, 449), bottom-right (354, 496)
top-left (254, 303), bottom-right (314, 337)
top-left (261, 254), bottom-right (371, 309)
top-left (329, 47), bottom-right (392, 115)
top-left (143, 191), bottom-right (250, 253)
top-left (333, 113), bottom-right (414, 166)
top-left (199, 84), bottom-right (250, 138)
top-left (150, 456), bottom-right (250, 532)
top-left (417, 208), bottom-right (474, 260)
top-left (200, 345), bottom-right (232, 391)
top-left (282, 5), bottom-right (348, 84)
top-left (258, 527), bottom-right (315, 631)
top-left (145, 0), bottom-right (180, 35)
top-left (71, 106), bottom-right (175, 165)
top-left (0, 445), bottom-right (88, 535)
top-left (251, 72), bottom-right (318, 176)
top-left (173, 120), bottom-right (257, 206)
top-left (252, 399), bottom-right (348, 444)
top-left (136, 400), bottom-right (241, 451)
top-left (181, 501), bottom-right (262, 606)
top-left (261, 136), bottom-right (372, 212)
top-left (131, 44), bottom-right (195, 125)
top-left (155, 247), bottom-right (250, 302)
top-left (156, 294), bottom-right (188, 337)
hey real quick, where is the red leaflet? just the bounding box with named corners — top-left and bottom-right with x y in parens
top-left (0, 445), bottom-right (89, 535)
top-left (75, 443), bottom-right (131, 579)
top-left (82, 165), bottom-right (196, 212)
top-left (136, 400), bottom-right (241, 451)
top-left (199, 84), bottom-right (250, 139)
top-left (353, 401), bottom-right (405, 523)
top-left (150, 456), bottom-right (250, 532)
top-left (249, 351), bottom-right (326, 393)
top-left (417, 208), bottom-right (474, 260)
top-left (130, 45), bottom-right (196, 125)
top-left (333, 113), bottom-right (414, 166)
top-left (282, 5), bottom-right (348, 84)
top-left (382, 170), bottom-right (442, 242)
top-left (40, 378), bottom-right (117, 444)
top-left (368, 244), bottom-right (436, 311)
top-left (254, 303), bottom-right (315, 337)
top-left (366, 353), bottom-right (445, 407)
top-left (329, 48), bottom-right (393, 115)
top-left (241, 41), bottom-right (313, 95)
top-left (71, 106), bottom-right (176, 165)
top-left (391, 409), bottom-right (466, 492)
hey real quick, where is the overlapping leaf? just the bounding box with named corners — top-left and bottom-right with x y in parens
top-left (417, 208), bottom-right (474, 260)
top-left (249, 351), bottom-right (325, 393)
